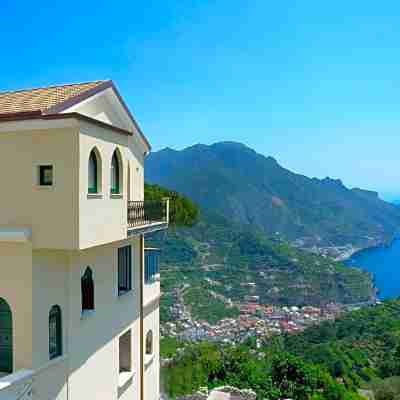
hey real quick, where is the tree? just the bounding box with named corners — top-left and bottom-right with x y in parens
top-left (144, 183), bottom-right (199, 226)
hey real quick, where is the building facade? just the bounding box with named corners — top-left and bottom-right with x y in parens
top-left (0, 81), bottom-right (166, 400)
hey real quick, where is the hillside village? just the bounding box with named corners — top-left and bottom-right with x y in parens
top-left (161, 283), bottom-right (371, 344)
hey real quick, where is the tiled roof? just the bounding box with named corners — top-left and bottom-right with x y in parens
top-left (0, 81), bottom-right (107, 115)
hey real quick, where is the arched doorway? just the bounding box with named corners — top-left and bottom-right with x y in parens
top-left (0, 298), bottom-right (12, 373)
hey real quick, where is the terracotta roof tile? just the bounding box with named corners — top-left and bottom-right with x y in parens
top-left (0, 81), bottom-right (106, 115)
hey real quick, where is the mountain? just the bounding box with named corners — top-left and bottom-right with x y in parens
top-left (146, 142), bottom-right (400, 248)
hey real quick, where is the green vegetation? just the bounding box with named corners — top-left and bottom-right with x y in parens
top-left (369, 376), bottom-right (400, 400)
top-left (148, 212), bottom-right (374, 324)
top-left (282, 299), bottom-right (400, 385)
top-left (162, 300), bottom-right (400, 399)
top-left (144, 183), bottom-right (199, 227)
top-left (160, 337), bottom-right (184, 359)
top-left (183, 282), bottom-right (240, 324)
top-left (162, 342), bottom-right (365, 399)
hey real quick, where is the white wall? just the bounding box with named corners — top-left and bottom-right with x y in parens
top-left (143, 280), bottom-right (160, 308)
top-left (4, 236), bottom-right (144, 400)
top-left (0, 242), bottom-right (33, 371)
top-left (78, 121), bottom-right (144, 249)
top-left (32, 250), bottom-right (69, 368)
top-left (0, 127), bottom-right (78, 250)
top-left (143, 301), bottom-right (160, 400)
top-left (67, 236), bottom-right (142, 400)
top-left (0, 230), bottom-right (160, 400)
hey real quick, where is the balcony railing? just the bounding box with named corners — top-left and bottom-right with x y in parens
top-left (127, 199), bottom-right (169, 229)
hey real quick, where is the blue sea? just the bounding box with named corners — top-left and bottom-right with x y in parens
top-left (345, 240), bottom-right (400, 300)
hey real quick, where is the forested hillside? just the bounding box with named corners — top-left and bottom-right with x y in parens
top-left (146, 142), bottom-right (400, 248)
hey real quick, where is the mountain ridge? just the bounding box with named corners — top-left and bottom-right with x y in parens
top-left (146, 141), bottom-right (400, 248)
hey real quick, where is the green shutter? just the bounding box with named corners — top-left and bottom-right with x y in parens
top-left (111, 152), bottom-right (120, 194)
top-left (0, 298), bottom-right (12, 373)
top-left (88, 151), bottom-right (98, 193)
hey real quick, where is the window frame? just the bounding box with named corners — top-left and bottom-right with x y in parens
top-left (49, 305), bottom-right (62, 360)
top-left (88, 149), bottom-right (99, 194)
top-left (119, 329), bottom-right (132, 374)
top-left (144, 249), bottom-right (160, 284)
top-left (38, 165), bottom-right (54, 187)
top-left (145, 330), bottom-right (153, 355)
top-left (110, 151), bottom-right (121, 195)
top-left (81, 267), bottom-right (95, 313)
top-left (118, 246), bottom-right (132, 295)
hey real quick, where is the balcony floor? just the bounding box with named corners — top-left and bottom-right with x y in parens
top-left (127, 221), bottom-right (168, 236)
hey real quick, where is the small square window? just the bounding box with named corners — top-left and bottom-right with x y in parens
top-left (39, 165), bottom-right (53, 186)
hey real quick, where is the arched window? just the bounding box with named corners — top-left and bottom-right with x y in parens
top-left (110, 150), bottom-right (122, 195)
top-left (145, 330), bottom-right (153, 355)
top-left (49, 305), bottom-right (62, 360)
top-left (0, 298), bottom-right (13, 373)
top-left (88, 149), bottom-right (100, 193)
top-left (81, 267), bottom-right (94, 312)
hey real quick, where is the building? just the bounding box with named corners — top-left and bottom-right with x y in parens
top-left (0, 80), bottom-right (168, 400)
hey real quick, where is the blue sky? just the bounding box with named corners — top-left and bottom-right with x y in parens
top-left (2, 1), bottom-right (400, 198)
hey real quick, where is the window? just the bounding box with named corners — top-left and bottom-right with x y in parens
top-left (81, 267), bottom-right (94, 312)
top-left (88, 149), bottom-right (100, 194)
top-left (39, 165), bottom-right (53, 186)
top-left (111, 150), bottom-right (121, 195)
top-left (118, 246), bottom-right (132, 295)
top-left (49, 305), bottom-right (62, 360)
top-left (144, 249), bottom-right (160, 284)
top-left (145, 330), bottom-right (153, 355)
top-left (119, 330), bottom-right (131, 373)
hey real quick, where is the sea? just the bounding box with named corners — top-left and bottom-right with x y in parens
top-left (345, 239), bottom-right (400, 300)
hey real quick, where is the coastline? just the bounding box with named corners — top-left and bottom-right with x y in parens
top-left (334, 247), bottom-right (362, 262)
top-left (338, 236), bottom-right (397, 262)
top-left (341, 237), bottom-right (400, 301)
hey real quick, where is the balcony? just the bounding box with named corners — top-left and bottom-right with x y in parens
top-left (127, 198), bottom-right (169, 236)
top-left (0, 355), bottom-right (68, 399)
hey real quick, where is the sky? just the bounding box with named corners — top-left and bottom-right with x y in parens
top-left (2, 1), bottom-right (400, 199)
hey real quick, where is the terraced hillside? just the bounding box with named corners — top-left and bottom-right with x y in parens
top-left (148, 212), bottom-right (375, 324)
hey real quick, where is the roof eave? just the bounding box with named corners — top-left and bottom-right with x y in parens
top-left (43, 80), bottom-right (152, 152)
top-left (0, 111), bottom-right (133, 137)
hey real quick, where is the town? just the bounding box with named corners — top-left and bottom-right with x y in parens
top-left (160, 287), bottom-right (371, 344)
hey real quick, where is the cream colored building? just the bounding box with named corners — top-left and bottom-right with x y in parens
top-left (0, 81), bottom-right (167, 400)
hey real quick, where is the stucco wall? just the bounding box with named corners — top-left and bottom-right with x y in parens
top-left (66, 90), bottom-right (127, 130)
top-left (0, 119), bottom-right (144, 251)
top-left (144, 280), bottom-right (160, 308)
top-left (0, 230), bottom-right (159, 400)
top-left (67, 236), bottom-right (142, 400)
top-left (32, 250), bottom-right (69, 368)
top-left (0, 243), bottom-right (33, 371)
top-left (78, 122), bottom-right (144, 249)
top-left (143, 301), bottom-right (160, 400)
top-left (0, 127), bottom-right (77, 250)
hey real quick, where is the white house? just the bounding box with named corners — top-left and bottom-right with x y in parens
top-left (0, 80), bottom-right (167, 400)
